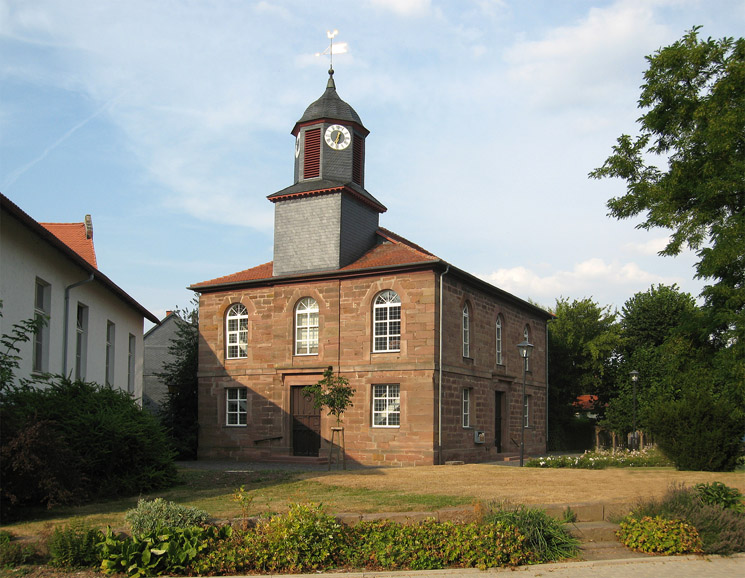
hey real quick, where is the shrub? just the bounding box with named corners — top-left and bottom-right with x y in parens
top-left (481, 502), bottom-right (579, 562)
top-left (617, 516), bottom-right (702, 554)
top-left (245, 503), bottom-right (344, 573)
top-left (647, 387), bottom-right (744, 471)
top-left (630, 484), bottom-right (745, 554)
top-left (0, 530), bottom-right (36, 568)
top-left (47, 520), bottom-right (104, 568)
top-left (125, 498), bottom-right (210, 536)
top-left (1, 376), bottom-right (178, 520)
top-left (99, 524), bottom-right (230, 577)
top-left (694, 482), bottom-right (745, 513)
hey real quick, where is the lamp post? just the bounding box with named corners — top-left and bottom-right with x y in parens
top-left (629, 370), bottom-right (639, 450)
top-left (517, 340), bottom-right (533, 466)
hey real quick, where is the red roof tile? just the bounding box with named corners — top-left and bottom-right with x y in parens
top-left (41, 222), bottom-right (97, 268)
top-left (190, 229), bottom-right (439, 290)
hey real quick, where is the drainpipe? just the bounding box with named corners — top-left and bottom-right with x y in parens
top-left (438, 264), bottom-right (450, 465)
top-left (545, 324), bottom-right (549, 452)
top-left (63, 273), bottom-right (95, 376)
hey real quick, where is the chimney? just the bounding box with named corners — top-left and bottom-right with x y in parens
top-left (84, 214), bottom-right (93, 239)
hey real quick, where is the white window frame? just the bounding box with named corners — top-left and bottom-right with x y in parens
top-left (495, 315), bottom-right (503, 365)
top-left (462, 388), bottom-right (471, 428)
top-left (127, 333), bottom-right (136, 393)
top-left (372, 384), bottom-right (400, 427)
top-left (524, 394), bottom-right (531, 428)
top-left (462, 303), bottom-right (470, 358)
top-left (226, 303), bottom-right (249, 359)
top-left (226, 387), bottom-right (247, 426)
top-left (523, 325), bottom-right (530, 371)
top-left (373, 290), bottom-right (401, 352)
top-left (105, 320), bottom-right (116, 386)
top-left (295, 297), bottom-right (319, 355)
top-left (33, 278), bottom-right (50, 373)
top-left (75, 303), bottom-right (88, 381)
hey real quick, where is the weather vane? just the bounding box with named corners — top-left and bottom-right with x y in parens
top-left (316, 30), bottom-right (348, 72)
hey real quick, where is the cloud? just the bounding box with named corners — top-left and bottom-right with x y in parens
top-left (479, 257), bottom-right (682, 306)
top-left (624, 236), bottom-right (670, 256)
top-left (504, 0), bottom-right (668, 110)
top-left (369, 0), bottom-right (431, 17)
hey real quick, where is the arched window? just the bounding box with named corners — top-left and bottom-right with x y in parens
top-left (226, 303), bottom-right (248, 359)
top-left (496, 315), bottom-right (503, 365)
top-left (295, 297), bottom-right (319, 355)
top-left (523, 325), bottom-right (531, 371)
top-left (462, 303), bottom-right (470, 358)
top-left (373, 290), bottom-right (401, 352)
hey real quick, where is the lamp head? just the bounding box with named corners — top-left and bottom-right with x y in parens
top-left (630, 370), bottom-right (639, 382)
top-left (517, 340), bottom-right (533, 359)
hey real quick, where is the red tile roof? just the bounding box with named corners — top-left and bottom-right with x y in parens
top-left (190, 228), bottom-right (439, 290)
top-left (40, 222), bottom-right (98, 268)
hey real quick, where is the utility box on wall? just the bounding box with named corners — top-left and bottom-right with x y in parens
top-left (474, 430), bottom-right (485, 444)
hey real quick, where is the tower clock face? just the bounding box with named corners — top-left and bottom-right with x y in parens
top-left (324, 124), bottom-right (351, 150)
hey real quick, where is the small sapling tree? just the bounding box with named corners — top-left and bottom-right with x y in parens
top-left (303, 366), bottom-right (355, 427)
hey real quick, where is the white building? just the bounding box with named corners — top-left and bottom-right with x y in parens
top-left (0, 193), bottom-right (158, 398)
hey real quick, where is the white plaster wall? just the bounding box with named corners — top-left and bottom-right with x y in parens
top-left (0, 211), bottom-right (145, 401)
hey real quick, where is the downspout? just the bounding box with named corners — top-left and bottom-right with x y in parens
top-left (63, 273), bottom-right (95, 376)
top-left (545, 323), bottom-right (549, 452)
top-left (438, 264), bottom-right (450, 465)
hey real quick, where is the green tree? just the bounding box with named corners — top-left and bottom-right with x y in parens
top-left (303, 366), bottom-right (355, 427)
top-left (589, 27), bottom-right (745, 356)
top-left (157, 300), bottom-right (199, 460)
top-left (547, 297), bottom-right (620, 449)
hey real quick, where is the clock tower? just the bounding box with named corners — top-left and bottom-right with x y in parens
top-left (269, 69), bottom-right (386, 277)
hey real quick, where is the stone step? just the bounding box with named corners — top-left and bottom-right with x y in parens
top-left (569, 521), bottom-right (651, 562)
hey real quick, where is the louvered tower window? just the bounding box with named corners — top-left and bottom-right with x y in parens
top-left (352, 133), bottom-right (364, 185)
top-left (303, 128), bottom-right (321, 179)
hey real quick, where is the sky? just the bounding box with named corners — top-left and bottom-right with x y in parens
top-left (2, 0), bottom-right (743, 326)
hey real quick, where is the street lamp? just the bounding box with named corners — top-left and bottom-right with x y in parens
top-left (517, 340), bottom-right (533, 466)
top-left (629, 370), bottom-right (639, 450)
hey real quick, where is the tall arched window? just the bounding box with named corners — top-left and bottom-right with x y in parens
top-left (523, 325), bottom-right (531, 371)
top-left (462, 303), bottom-right (470, 358)
top-left (226, 303), bottom-right (248, 359)
top-left (373, 290), bottom-right (401, 352)
top-left (295, 297), bottom-right (319, 355)
top-left (496, 315), bottom-right (503, 365)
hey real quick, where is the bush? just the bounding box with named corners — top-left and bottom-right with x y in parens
top-left (481, 502), bottom-right (579, 562)
top-left (648, 388), bottom-right (744, 471)
top-left (694, 482), bottom-right (745, 513)
top-left (125, 498), bottom-right (210, 536)
top-left (0, 376), bottom-right (178, 520)
top-left (0, 530), bottom-right (36, 568)
top-left (630, 484), bottom-right (745, 554)
top-left (617, 516), bottom-right (702, 554)
top-left (99, 525), bottom-right (231, 577)
top-left (47, 520), bottom-right (104, 568)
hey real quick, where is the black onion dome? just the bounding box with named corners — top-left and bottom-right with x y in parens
top-left (294, 69), bottom-right (366, 131)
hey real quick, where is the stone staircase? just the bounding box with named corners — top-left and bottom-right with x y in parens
top-left (569, 521), bottom-right (651, 561)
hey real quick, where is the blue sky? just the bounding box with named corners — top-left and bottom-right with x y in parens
top-left (2, 0), bottom-right (742, 325)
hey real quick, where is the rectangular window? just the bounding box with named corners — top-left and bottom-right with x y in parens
top-left (524, 395), bottom-right (531, 428)
top-left (372, 384), bottom-right (400, 427)
top-left (462, 388), bottom-right (471, 428)
top-left (75, 303), bottom-right (88, 381)
top-left (33, 279), bottom-right (50, 373)
top-left (462, 305), bottom-right (470, 358)
top-left (127, 334), bottom-right (136, 393)
top-left (495, 317), bottom-right (503, 365)
top-left (226, 388), bottom-right (247, 426)
top-left (303, 128), bottom-right (321, 179)
top-left (105, 321), bottom-right (115, 386)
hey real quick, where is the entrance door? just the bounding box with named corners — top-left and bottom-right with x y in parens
top-left (291, 386), bottom-right (321, 456)
top-left (494, 391), bottom-right (503, 453)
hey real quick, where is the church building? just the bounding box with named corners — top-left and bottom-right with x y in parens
top-left (190, 70), bottom-right (551, 466)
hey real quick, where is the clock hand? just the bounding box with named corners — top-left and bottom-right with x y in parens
top-left (334, 132), bottom-right (341, 144)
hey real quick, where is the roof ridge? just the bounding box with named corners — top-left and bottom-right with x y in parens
top-left (377, 227), bottom-right (439, 259)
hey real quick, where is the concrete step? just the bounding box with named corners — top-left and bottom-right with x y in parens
top-left (259, 455), bottom-right (329, 465)
top-left (569, 521), bottom-right (651, 562)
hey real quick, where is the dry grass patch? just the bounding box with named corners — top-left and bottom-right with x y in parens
top-left (304, 465), bottom-right (745, 506)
